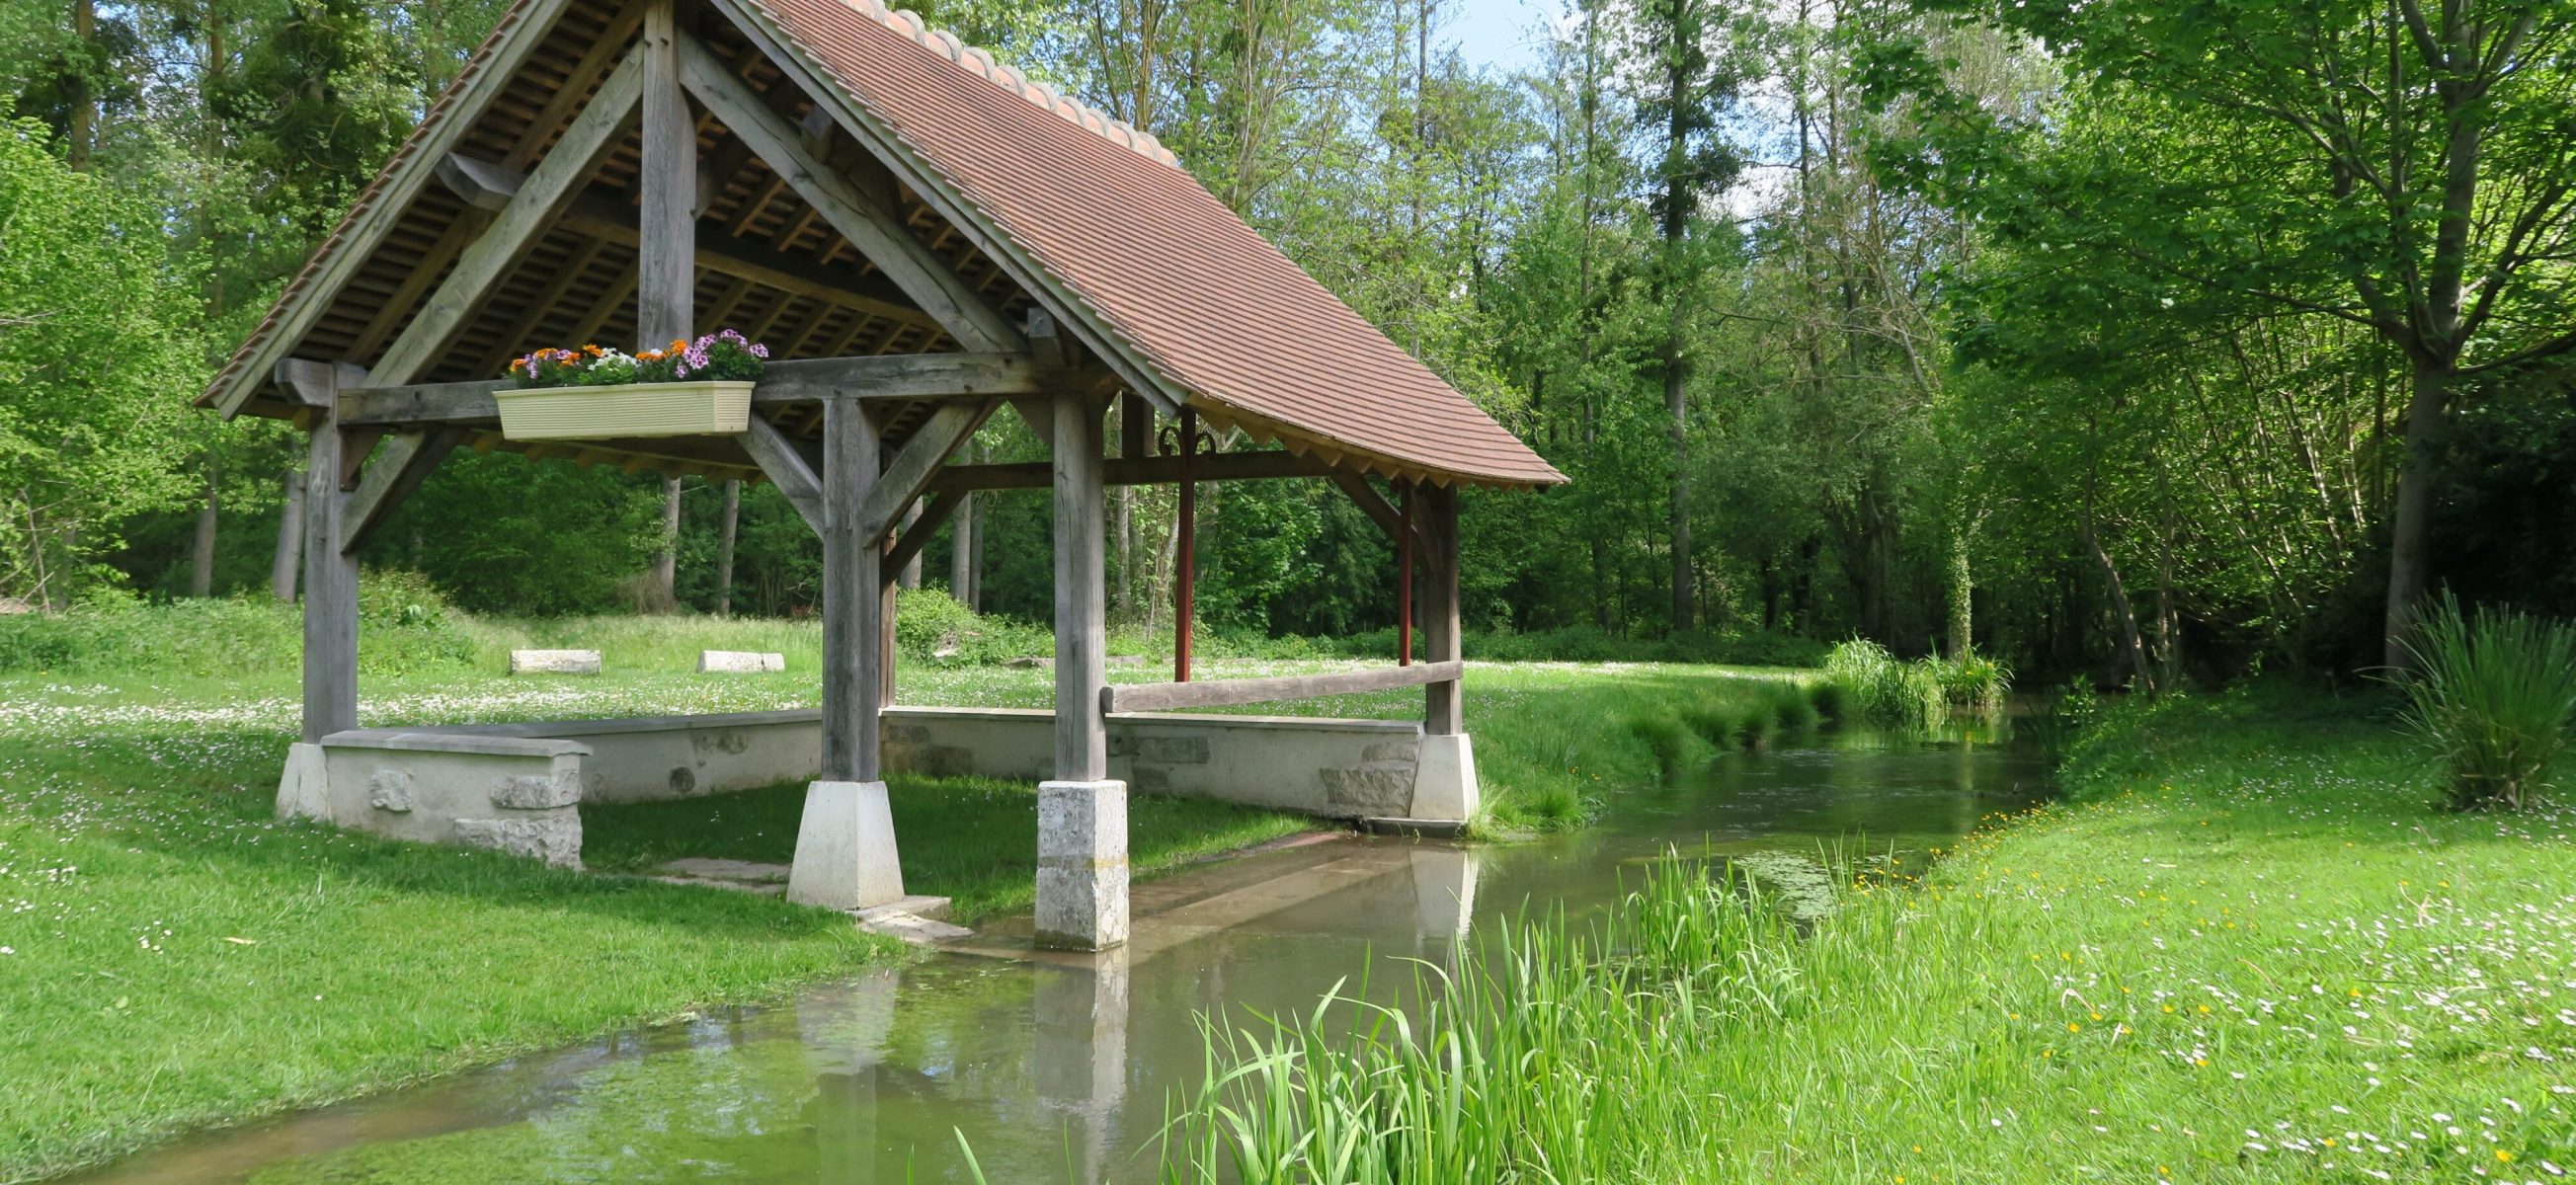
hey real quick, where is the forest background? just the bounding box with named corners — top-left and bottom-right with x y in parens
top-left (4, 0), bottom-right (2571, 685)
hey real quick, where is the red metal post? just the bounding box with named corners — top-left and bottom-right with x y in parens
top-left (1174, 405), bottom-right (1196, 683)
top-left (1397, 480), bottom-right (1412, 666)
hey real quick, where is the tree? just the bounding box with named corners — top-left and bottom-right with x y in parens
top-left (1629, 0), bottom-right (1745, 631)
top-left (1876, 0), bottom-right (2576, 669)
top-left (0, 119), bottom-right (202, 605)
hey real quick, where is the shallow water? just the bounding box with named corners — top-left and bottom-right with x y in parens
top-left (70, 722), bottom-right (2048, 1184)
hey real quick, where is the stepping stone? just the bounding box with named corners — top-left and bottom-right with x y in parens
top-left (649, 857), bottom-right (791, 896)
top-left (510, 649), bottom-right (601, 674)
top-left (697, 650), bottom-right (785, 673)
top-left (852, 896), bottom-right (968, 944)
top-left (1360, 817), bottom-right (1471, 838)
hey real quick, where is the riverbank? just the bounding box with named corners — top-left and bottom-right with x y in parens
top-left (1168, 684), bottom-right (2576, 1180)
top-left (0, 656), bottom-right (1804, 1180)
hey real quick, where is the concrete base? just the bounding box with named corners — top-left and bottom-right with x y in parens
top-left (1409, 733), bottom-right (1481, 823)
top-left (276, 742), bottom-right (331, 821)
top-left (1035, 780), bottom-right (1129, 951)
top-left (786, 780), bottom-right (906, 909)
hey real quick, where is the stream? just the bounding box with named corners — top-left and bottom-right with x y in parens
top-left (70, 721), bottom-right (2048, 1184)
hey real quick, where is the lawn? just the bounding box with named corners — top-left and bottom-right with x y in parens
top-left (1167, 684), bottom-right (2576, 1181)
top-left (0, 632), bottom-right (1806, 1181)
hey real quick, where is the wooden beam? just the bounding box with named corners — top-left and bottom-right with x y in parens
top-left (502, 1), bottom-right (649, 170)
top-left (341, 428), bottom-right (465, 553)
top-left (297, 360), bottom-right (367, 743)
top-left (1328, 470), bottom-right (1426, 556)
top-left (470, 237), bottom-right (609, 377)
top-left (437, 154), bottom-right (937, 331)
top-left (883, 485), bottom-right (964, 578)
top-left (1103, 661), bottom-right (1465, 715)
top-left (855, 398), bottom-right (994, 545)
top-left (1053, 391), bottom-right (1109, 781)
top-left (737, 415), bottom-right (824, 531)
top-left (348, 214), bottom-right (491, 362)
top-left (217, 0), bottom-right (588, 417)
top-left (275, 358), bottom-right (344, 409)
top-left (1421, 483), bottom-right (1462, 735)
top-left (339, 353), bottom-right (1051, 425)
top-left (366, 54), bottom-right (646, 387)
top-left (675, 31), bottom-right (1025, 354)
top-left (637, 0), bottom-right (693, 350)
top-left (928, 450), bottom-right (1341, 494)
top-left (821, 397), bottom-right (884, 781)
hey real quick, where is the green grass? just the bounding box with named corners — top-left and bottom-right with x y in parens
top-left (1160, 684), bottom-right (2576, 1181)
top-left (0, 637), bottom-right (1798, 1180)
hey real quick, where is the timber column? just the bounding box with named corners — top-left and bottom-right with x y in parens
top-left (789, 397), bottom-right (906, 908)
top-left (1037, 390), bottom-right (1127, 951)
top-left (1409, 482), bottom-right (1481, 822)
top-left (276, 360), bottom-right (363, 821)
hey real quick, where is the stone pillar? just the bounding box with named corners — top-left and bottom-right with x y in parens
top-left (1039, 390), bottom-right (1127, 950)
top-left (790, 398), bottom-right (905, 909)
top-left (1033, 952), bottom-right (1130, 1180)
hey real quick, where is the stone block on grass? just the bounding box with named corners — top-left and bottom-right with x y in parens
top-left (509, 649), bottom-right (602, 675)
top-left (697, 650), bottom-right (786, 673)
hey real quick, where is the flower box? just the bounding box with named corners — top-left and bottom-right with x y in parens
top-left (493, 379), bottom-right (756, 441)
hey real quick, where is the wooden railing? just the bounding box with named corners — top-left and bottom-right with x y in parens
top-left (1101, 661), bottom-right (1463, 715)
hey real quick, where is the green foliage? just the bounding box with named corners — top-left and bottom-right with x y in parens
top-left (0, 118), bottom-right (202, 605)
top-left (889, 589), bottom-right (1051, 666)
top-left (0, 570), bottom-right (475, 678)
top-left (1165, 688), bottom-right (2576, 1181)
top-left (1931, 647), bottom-right (2013, 709)
top-left (2390, 595), bottom-right (2576, 812)
top-left (1821, 639), bottom-right (1946, 733)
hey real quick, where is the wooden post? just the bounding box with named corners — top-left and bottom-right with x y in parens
top-left (1054, 392), bottom-right (1108, 781)
top-left (1397, 480), bottom-right (1413, 667)
top-left (270, 469), bottom-right (304, 602)
top-left (714, 478), bottom-right (739, 614)
top-left (1422, 482), bottom-right (1462, 736)
top-left (301, 375), bottom-right (363, 743)
top-left (821, 399), bottom-right (883, 781)
top-left (637, 0), bottom-right (693, 350)
top-left (1173, 405), bottom-right (1196, 683)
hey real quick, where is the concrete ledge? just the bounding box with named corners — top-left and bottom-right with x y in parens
top-left (322, 728), bottom-right (592, 759)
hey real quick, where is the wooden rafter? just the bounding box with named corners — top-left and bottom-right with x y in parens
top-left (366, 54), bottom-right (646, 387)
top-left (674, 30), bottom-right (1024, 355)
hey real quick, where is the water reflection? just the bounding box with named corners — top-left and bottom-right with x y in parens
top-left (74, 727), bottom-right (2046, 1185)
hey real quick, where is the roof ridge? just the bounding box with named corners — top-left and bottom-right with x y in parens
top-left (829, 0), bottom-right (1181, 169)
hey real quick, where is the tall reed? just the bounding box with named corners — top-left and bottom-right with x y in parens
top-left (2392, 593), bottom-right (2576, 811)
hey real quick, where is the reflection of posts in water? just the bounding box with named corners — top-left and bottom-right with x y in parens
top-left (1034, 949), bottom-right (1131, 1183)
top-left (1409, 845), bottom-right (1479, 950)
top-left (816, 1066), bottom-right (879, 1184)
top-left (801, 970), bottom-right (901, 1183)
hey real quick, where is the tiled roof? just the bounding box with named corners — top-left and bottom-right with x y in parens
top-left (756, 0), bottom-right (1565, 487)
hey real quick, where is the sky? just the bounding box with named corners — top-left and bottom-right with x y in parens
top-left (1443, 0), bottom-right (1551, 75)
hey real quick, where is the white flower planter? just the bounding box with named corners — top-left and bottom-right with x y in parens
top-left (494, 380), bottom-right (756, 440)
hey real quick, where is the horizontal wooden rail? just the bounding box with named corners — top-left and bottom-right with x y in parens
top-left (932, 450), bottom-right (1341, 493)
top-left (337, 354), bottom-right (1052, 427)
top-left (1102, 660), bottom-right (1463, 715)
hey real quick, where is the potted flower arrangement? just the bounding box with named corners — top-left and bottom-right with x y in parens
top-left (494, 330), bottom-right (770, 440)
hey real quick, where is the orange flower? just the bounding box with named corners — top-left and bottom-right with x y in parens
top-left (583, 344), bottom-right (604, 356)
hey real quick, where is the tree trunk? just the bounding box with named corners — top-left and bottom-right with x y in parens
top-left (189, 455), bottom-right (219, 597)
top-left (66, 0), bottom-right (96, 172)
top-left (2381, 358), bottom-right (2449, 670)
top-left (649, 476), bottom-right (681, 612)
top-left (1665, 330), bottom-right (1692, 632)
top-left (950, 490), bottom-right (975, 605)
top-left (897, 498), bottom-right (923, 590)
top-left (2084, 524), bottom-right (2154, 692)
top-left (1945, 519), bottom-right (1972, 658)
top-left (714, 478), bottom-right (739, 615)
top-left (271, 469), bottom-right (304, 601)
